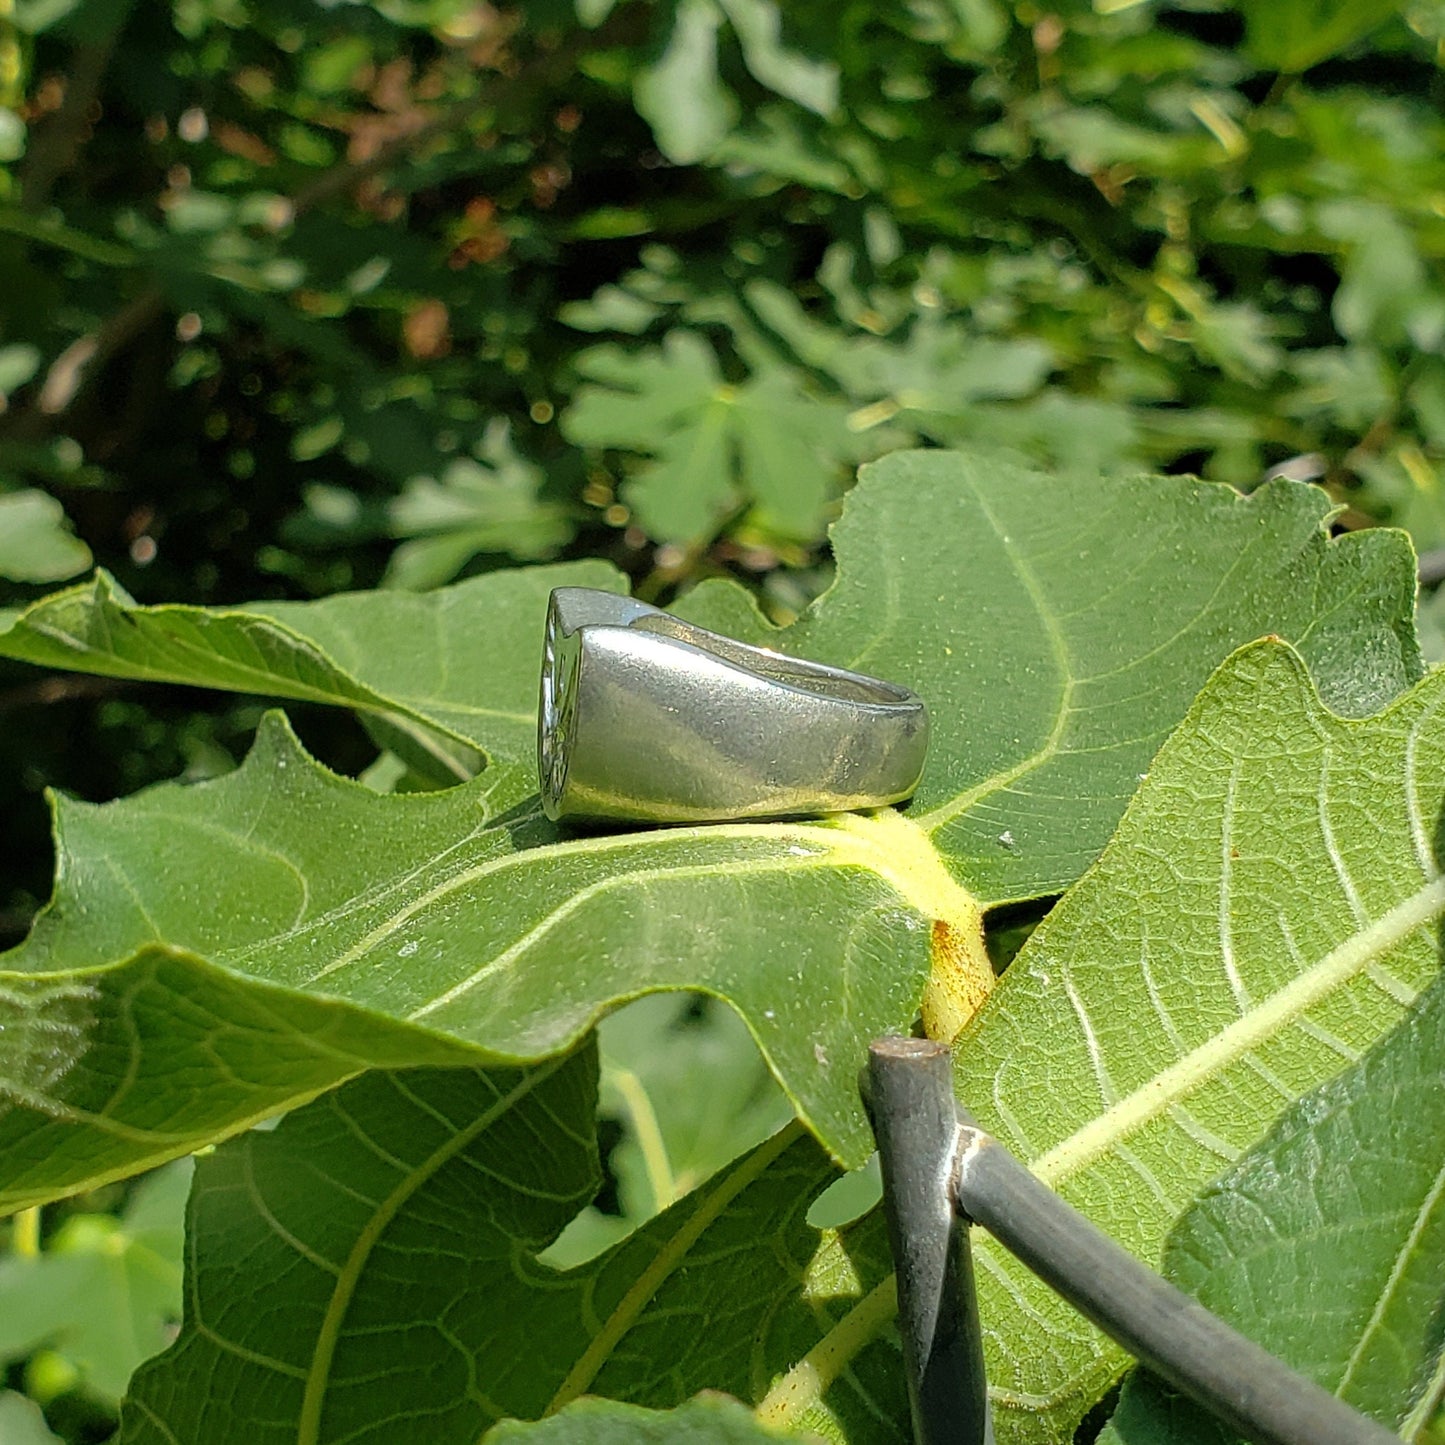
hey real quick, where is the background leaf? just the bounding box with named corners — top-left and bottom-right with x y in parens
top-left (562, 332), bottom-right (855, 543)
top-left (0, 492), bottom-right (92, 584)
top-left (546, 993), bottom-right (794, 1263)
top-left (716, 0), bottom-right (837, 115)
top-left (0, 1163), bottom-right (189, 1404)
top-left (1237, 0), bottom-right (1395, 72)
top-left (634, 0), bottom-right (737, 164)
top-left (381, 421), bottom-right (576, 590)
top-left (0, 1391), bottom-right (64, 1445)
top-left (119, 1058), bottom-right (895, 1444)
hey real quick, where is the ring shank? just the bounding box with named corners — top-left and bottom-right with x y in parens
top-left (538, 589), bottom-right (929, 824)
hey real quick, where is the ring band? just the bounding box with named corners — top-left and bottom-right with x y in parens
top-left (537, 587), bottom-right (929, 824)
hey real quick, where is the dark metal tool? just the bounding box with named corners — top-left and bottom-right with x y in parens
top-left (867, 1036), bottom-right (1399, 1445)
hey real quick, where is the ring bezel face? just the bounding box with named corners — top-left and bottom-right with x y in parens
top-left (538, 606), bottom-right (580, 818)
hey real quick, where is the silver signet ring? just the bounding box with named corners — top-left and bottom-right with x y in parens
top-left (537, 587), bottom-right (929, 824)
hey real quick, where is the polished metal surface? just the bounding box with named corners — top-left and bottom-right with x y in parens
top-left (537, 587), bottom-right (930, 824)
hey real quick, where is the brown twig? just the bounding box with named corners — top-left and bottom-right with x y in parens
top-left (7, 12), bottom-right (635, 437)
top-left (287, 91), bottom-right (495, 222)
top-left (0, 672), bottom-right (132, 715)
top-left (19, 20), bottom-right (126, 213)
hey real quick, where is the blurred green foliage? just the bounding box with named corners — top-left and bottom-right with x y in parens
top-left (0, 1165), bottom-right (190, 1443)
top-left (0, 1164), bottom-right (189, 1408)
top-left (2, 0), bottom-right (1444, 1437)
top-left (2, 0), bottom-right (1444, 611)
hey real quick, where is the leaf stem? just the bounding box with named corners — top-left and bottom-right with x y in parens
top-left (831, 810), bottom-right (992, 1042)
top-left (606, 1065), bottom-right (676, 1211)
top-left (547, 1121), bottom-right (803, 1414)
top-left (11, 1205), bottom-right (40, 1257)
top-left (753, 1277), bottom-right (897, 1428)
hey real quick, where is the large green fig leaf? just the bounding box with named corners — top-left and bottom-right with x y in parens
top-left (119, 1052), bottom-right (602, 1444)
top-left (0, 713), bottom-right (930, 1204)
top-left (0, 456), bottom-right (1424, 1205)
top-left (677, 453), bottom-right (1421, 905)
top-left (760, 641), bottom-right (1445, 1442)
top-left (118, 1057), bottom-right (895, 1445)
top-left (0, 932), bottom-right (480, 1211)
top-left (1102, 973), bottom-right (1445, 1445)
top-left (0, 558), bottom-right (625, 782)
